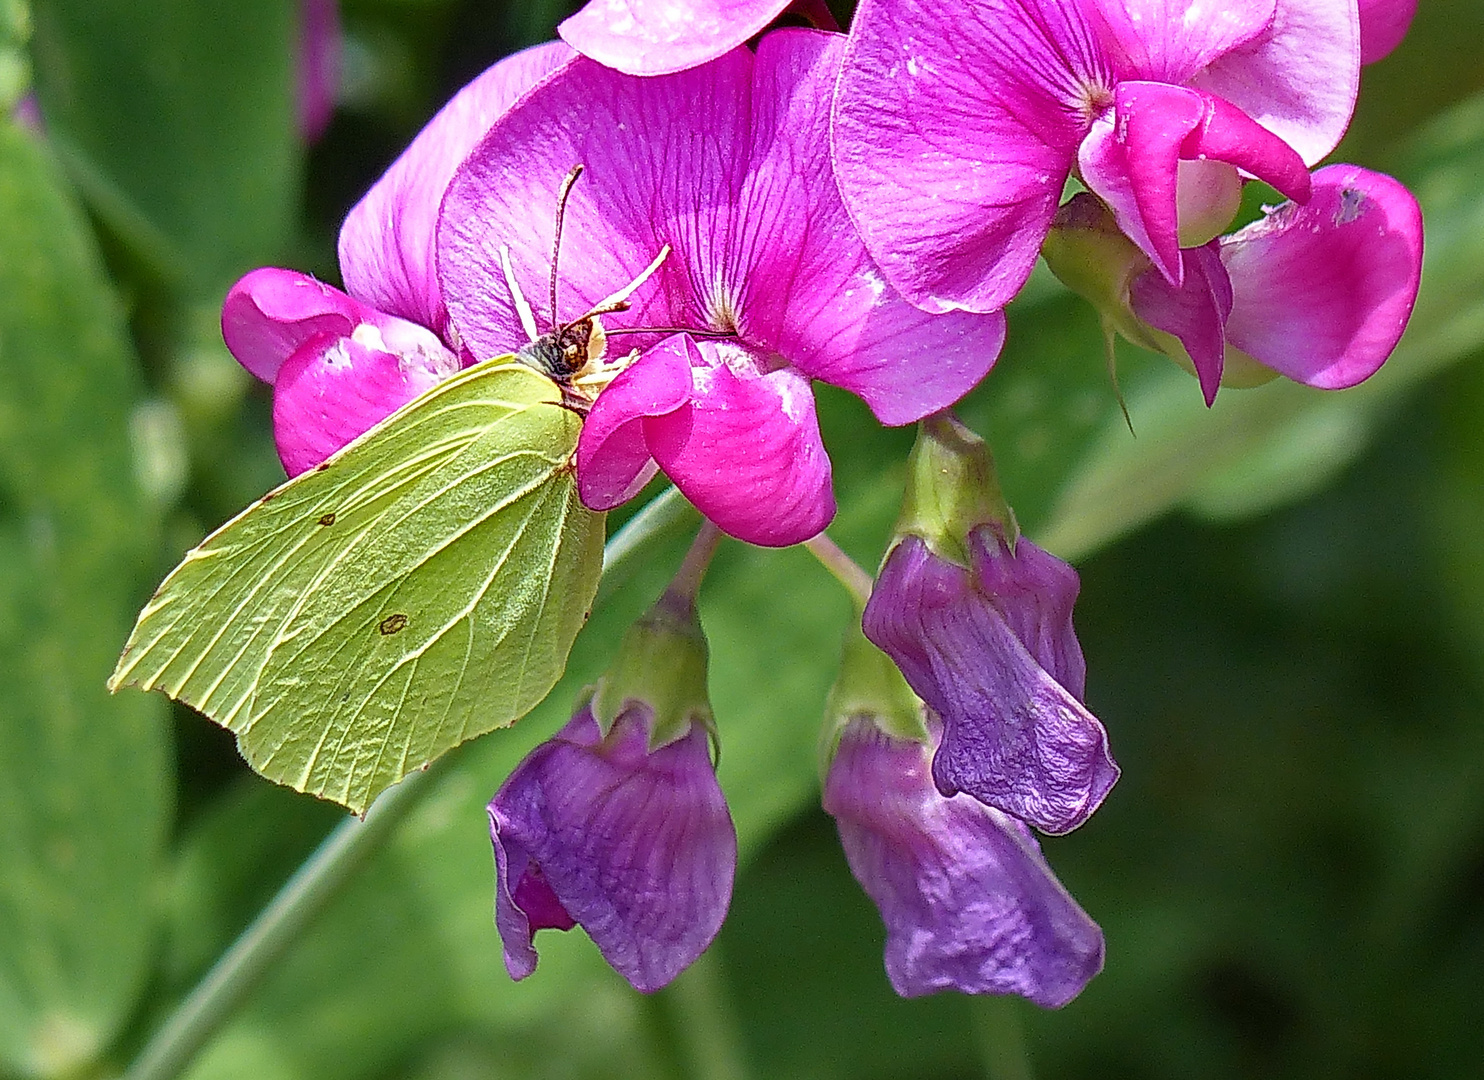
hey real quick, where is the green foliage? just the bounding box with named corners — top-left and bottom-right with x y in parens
top-left (112, 362), bottom-right (605, 815)
top-left (0, 123), bottom-right (170, 1078)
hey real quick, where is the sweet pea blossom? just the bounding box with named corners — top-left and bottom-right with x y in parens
top-left (1047, 165), bottom-right (1423, 404)
top-left (437, 29), bottom-right (1005, 547)
top-left (220, 42), bottom-right (571, 476)
top-left (825, 717), bottom-right (1104, 1003)
top-left (833, 0), bottom-right (1364, 315)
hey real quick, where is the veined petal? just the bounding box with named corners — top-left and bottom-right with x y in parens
top-left (222, 267), bottom-right (375, 384)
top-left (864, 538), bottom-right (1118, 835)
top-left (1358, 0), bottom-right (1416, 63)
top-left (644, 341), bottom-right (835, 547)
top-left (271, 328), bottom-right (455, 476)
top-left (738, 31), bottom-right (1005, 422)
top-left (1219, 164), bottom-right (1422, 389)
top-left (825, 720), bottom-right (1104, 1005)
top-left (832, 0), bottom-right (1108, 314)
top-left (1087, 0), bottom-right (1275, 83)
top-left (559, 0), bottom-right (790, 75)
top-left (340, 41), bottom-right (573, 340)
top-left (1193, 0), bottom-right (1359, 166)
top-left (1129, 241), bottom-right (1234, 404)
top-left (488, 707), bottom-right (736, 994)
top-left (576, 334), bottom-right (695, 511)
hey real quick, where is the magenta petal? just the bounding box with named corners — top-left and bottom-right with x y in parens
top-left (1088, 0), bottom-right (1275, 83)
top-left (1193, 0), bottom-right (1359, 166)
top-left (825, 720), bottom-right (1104, 1004)
top-left (1358, 0), bottom-right (1416, 63)
top-left (221, 268), bottom-right (370, 384)
top-left (272, 330), bottom-right (450, 476)
top-left (1129, 241), bottom-right (1234, 405)
top-left (644, 341), bottom-right (835, 547)
top-left (488, 707), bottom-right (737, 993)
top-left (1219, 164), bottom-right (1423, 390)
top-left (1185, 92), bottom-right (1310, 204)
top-left (559, 0), bottom-right (789, 75)
top-left (832, 0), bottom-right (1102, 313)
top-left (339, 41), bottom-right (573, 340)
top-left (576, 335), bottom-right (695, 511)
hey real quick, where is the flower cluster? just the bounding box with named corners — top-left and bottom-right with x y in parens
top-left (220, 0), bottom-right (1423, 1004)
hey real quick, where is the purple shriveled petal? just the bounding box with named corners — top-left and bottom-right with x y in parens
top-left (560, 0), bottom-right (791, 75)
top-left (439, 30), bottom-right (1001, 418)
top-left (1358, 0), bottom-right (1416, 63)
top-left (824, 719), bottom-right (1104, 1004)
top-left (296, 0), bottom-right (339, 143)
top-left (863, 536), bottom-right (1117, 835)
top-left (271, 326), bottom-right (456, 476)
top-left (339, 41), bottom-right (573, 342)
top-left (488, 706), bottom-right (737, 993)
top-left (1129, 241), bottom-right (1234, 405)
top-left (1219, 163), bottom-right (1423, 390)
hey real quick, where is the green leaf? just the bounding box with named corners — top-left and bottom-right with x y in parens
top-left (111, 361), bottom-right (606, 815)
top-left (0, 123), bottom-right (170, 1078)
top-left (30, 0), bottom-right (298, 290)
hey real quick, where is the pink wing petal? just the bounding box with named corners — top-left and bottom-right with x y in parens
top-left (832, 0), bottom-right (1106, 314)
top-left (1129, 241), bottom-right (1234, 405)
top-left (576, 335), bottom-right (695, 511)
top-left (736, 30), bottom-right (1005, 422)
top-left (1358, 0), bottom-right (1416, 63)
top-left (340, 41), bottom-right (573, 340)
top-left (643, 341), bottom-right (835, 547)
top-left (1087, 0), bottom-right (1275, 83)
top-left (559, 0), bottom-right (790, 75)
top-left (1193, 0), bottom-right (1359, 166)
top-left (1219, 164), bottom-right (1422, 390)
top-left (222, 268), bottom-right (370, 384)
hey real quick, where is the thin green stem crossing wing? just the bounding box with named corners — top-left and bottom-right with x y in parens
top-left (109, 360), bottom-right (606, 814)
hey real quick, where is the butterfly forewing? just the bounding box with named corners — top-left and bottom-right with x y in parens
top-left (110, 361), bottom-right (605, 814)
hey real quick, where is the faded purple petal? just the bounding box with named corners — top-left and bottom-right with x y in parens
top-left (340, 41), bottom-right (573, 341)
top-left (1129, 241), bottom-right (1234, 404)
top-left (1358, 0), bottom-right (1416, 63)
top-left (1088, 0), bottom-right (1275, 83)
top-left (296, 0), bottom-right (339, 143)
top-left (271, 327), bottom-right (454, 476)
top-left (832, 0), bottom-right (1103, 313)
top-left (576, 334), bottom-right (694, 510)
top-left (222, 268), bottom-right (371, 383)
top-left (643, 340), bottom-right (836, 548)
top-left (1192, 0), bottom-right (1359, 166)
top-left (560, 0), bottom-right (790, 75)
top-left (824, 719), bottom-right (1104, 1005)
top-left (863, 537), bottom-right (1117, 835)
top-left (488, 706), bottom-right (737, 993)
top-left (1219, 164), bottom-right (1423, 389)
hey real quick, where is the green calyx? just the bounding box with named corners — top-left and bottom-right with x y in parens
top-left (590, 588), bottom-right (714, 751)
top-left (894, 413), bottom-right (1017, 568)
top-left (820, 621), bottom-right (928, 774)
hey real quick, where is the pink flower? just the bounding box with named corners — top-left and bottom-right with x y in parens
top-left (221, 43), bottom-right (571, 476)
top-left (436, 30), bottom-right (1005, 547)
top-left (833, 0), bottom-right (1364, 315)
top-left (1358, 0), bottom-right (1416, 63)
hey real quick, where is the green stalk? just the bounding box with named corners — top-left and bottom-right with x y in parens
top-left (122, 487), bottom-right (690, 1080)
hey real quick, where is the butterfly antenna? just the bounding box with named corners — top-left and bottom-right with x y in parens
top-left (500, 245), bottom-right (540, 342)
top-left (550, 164), bottom-right (585, 333)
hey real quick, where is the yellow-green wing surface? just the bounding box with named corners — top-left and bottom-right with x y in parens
top-left (110, 361), bottom-right (605, 813)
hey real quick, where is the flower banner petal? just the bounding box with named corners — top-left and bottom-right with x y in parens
top-left (559, 0), bottom-right (789, 75)
top-left (1088, 0), bottom-right (1275, 84)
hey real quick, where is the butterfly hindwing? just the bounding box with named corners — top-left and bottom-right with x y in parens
top-left (110, 360), bottom-right (605, 813)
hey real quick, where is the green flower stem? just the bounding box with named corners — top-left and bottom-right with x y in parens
top-left (667, 518), bottom-right (724, 605)
top-left (973, 996), bottom-right (1035, 1080)
top-left (121, 486), bottom-right (691, 1080)
top-left (803, 532), bottom-right (873, 609)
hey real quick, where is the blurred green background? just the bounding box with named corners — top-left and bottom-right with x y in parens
top-left (2, 1), bottom-right (1482, 1078)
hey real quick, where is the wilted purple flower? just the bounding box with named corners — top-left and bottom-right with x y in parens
top-left (1358, 0), bottom-right (1417, 63)
top-left (221, 42), bottom-right (571, 475)
top-left (559, 0), bottom-right (838, 75)
top-left (437, 29), bottom-right (1005, 547)
top-left (297, 0), bottom-right (340, 142)
top-left (825, 717), bottom-right (1104, 1004)
top-left (489, 703), bottom-right (735, 993)
top-left (833, 0), bottom-right (1364, 314)
top-left (1049, 164), bottom-right (1423, 404)
top-left (864, 526), bottom-right (1117, 835)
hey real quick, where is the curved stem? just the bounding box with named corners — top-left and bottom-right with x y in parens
top-left (667, 519), bottom-right (724, 606)
top-left (803, 533), bottom-right (873, 609)
top-left (122, 486), bottom-right (693, 1080)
